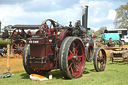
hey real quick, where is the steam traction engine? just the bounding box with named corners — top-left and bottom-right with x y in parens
top-left (23, 6), bottom-right (107, 79)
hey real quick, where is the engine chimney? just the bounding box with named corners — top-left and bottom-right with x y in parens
top-left (82, 6), bottom-right (88, 29)
top-left (0, 21), bottom-right (1, 34)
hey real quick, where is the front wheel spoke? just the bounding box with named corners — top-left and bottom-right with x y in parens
top-left (97, 55), bottom-right (101, 61)
top-left (98, 56), bottom-right (104, 62)
top-left (14, 43), bottom-right (18, 47)
top-left (100, 62), bottom-right (104, 68)
top-left (100, 57), bottom-right (104, 62)
top-left (13, 49), bottom-right (18, 52)
top-left (17, 44), bottom-right (20, 48)
top-left (14, 46), bottom-right (18, 49)
top-left (14, 50), bottom-right (18, 54)
top-left (21, 47), bottom-right (24, 50)
top-left (19, 52), bottom-right (22, 55)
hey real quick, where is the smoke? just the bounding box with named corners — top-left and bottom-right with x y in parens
top-left (79, 0), bottom-right (89, 6)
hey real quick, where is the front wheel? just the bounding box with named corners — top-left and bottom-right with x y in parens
top-left (23, 44), bottom-right (35, 75)
top-left (23, 44), bottom-right (51, 75)
top-left (93, 47), bottom-right (107, 72)
top-left (59, 37), bottom-right (86, 79)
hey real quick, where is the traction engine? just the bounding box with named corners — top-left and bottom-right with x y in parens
top-left (23, 6), bottom-right (107, 79)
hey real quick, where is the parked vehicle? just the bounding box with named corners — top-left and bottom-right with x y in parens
top-left (101, 33), bottom-right (120, 45)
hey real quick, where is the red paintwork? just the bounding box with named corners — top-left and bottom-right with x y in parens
top-left (68, 39), bottom-right (85, 78)
top-left (59, 29), bottom-right (69, 46)
top-left (27, 37), bottom-right (55, 70)
top-left (26, 26), bottom-right (69, 70)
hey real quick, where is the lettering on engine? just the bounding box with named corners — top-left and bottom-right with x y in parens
top-left (29, 40), bottom-right (39, 43)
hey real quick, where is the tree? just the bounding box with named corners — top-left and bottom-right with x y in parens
top-left (89, 29), bottom-right (95, 34)
top-left (114, 3), bottom-right (128, 29)
top-left (94, 26), bottom-right (107, 36)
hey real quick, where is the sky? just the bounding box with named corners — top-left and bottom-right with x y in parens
top-left (0, 0), bottom-right (128, 31)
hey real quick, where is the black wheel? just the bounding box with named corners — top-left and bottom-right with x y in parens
top-left (93, 47), bottom-right (107, 72)
top-left (59, 37), bottom-right (71, 71)
top-left (59, 37), bottom-right (86, 79)
top-left (23, 44), bottom-right (35, 75)
top-left (84, 35), bottom-right (94, 62)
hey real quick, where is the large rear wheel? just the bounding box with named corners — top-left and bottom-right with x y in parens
top-left (93, 47), bottom-right (107, 72)
top-left (59, 37), bottom-right (86, 79)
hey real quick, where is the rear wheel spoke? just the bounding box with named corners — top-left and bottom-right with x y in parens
top-left (69, 50), bottom-right (73, 55)
top-left (68, 54), bottom-right (73, 60)
top-left (71, 67), bottom-right (74, 76)
top-left (78, 56), bottom-right (82, 58)
top-left (74, 64), bottom-right (80, 72)
top-left (68, 63), bottom-right (73, 69)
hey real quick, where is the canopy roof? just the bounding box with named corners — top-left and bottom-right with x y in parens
top-left (12, 25), bottom-right (40, 29)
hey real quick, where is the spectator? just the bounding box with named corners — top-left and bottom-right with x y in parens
top-left (119, 38), bottom-right (123, 47)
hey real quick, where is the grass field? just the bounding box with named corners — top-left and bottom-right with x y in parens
top-left (0, 58), bottom-right (128, 85)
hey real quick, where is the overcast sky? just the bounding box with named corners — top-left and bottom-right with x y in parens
top-left (0, 0), bottom-right (127, 30)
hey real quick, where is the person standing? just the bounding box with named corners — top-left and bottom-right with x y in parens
top-left (119, 38), bottom-right (123, 47)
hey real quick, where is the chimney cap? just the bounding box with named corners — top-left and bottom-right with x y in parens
top-left (85, 5), bottom-right (89, 8)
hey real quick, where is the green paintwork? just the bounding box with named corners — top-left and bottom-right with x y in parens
top-left (0, 38), bottom-right (11, 48)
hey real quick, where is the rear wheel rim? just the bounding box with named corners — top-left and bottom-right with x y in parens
top-left (68, 40), bottom-right (85, 78)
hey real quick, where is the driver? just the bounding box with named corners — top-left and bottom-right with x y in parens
top-left (26, 30), bottom-right (32, 38)
top-left (107, 38), bottom-right (115, 47)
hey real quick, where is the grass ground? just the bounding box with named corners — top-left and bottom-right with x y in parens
top-left (0, 58), bottom-right (128, 85)
top-left (0, 57), bottom-right (24, 73)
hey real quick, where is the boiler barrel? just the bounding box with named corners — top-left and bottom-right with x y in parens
top-left (0, 38), bottom-right (11, 48)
